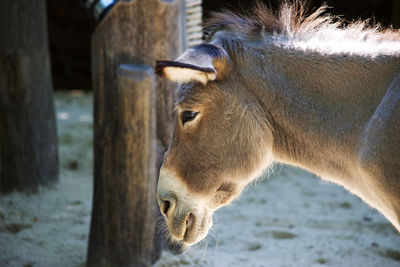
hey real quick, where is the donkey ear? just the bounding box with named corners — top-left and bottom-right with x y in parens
top-left (155, 44), bottom-right (231, 85)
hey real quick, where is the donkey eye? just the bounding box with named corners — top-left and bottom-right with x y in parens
top-left (181, 110), bottom-right (199, 125)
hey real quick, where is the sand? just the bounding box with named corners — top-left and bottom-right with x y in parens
top-left (0, 90), bottom-right (399, 267)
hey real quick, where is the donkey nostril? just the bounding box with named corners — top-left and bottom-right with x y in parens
top-left (186, 213), bottom-right (193, 226)
top-left (161, 200), bottom-right (171, 216)
top-left (158, 191), bottom-right (177, 217)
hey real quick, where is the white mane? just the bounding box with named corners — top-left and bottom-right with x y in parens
top-left (206, 1), bottom-right (400, 57)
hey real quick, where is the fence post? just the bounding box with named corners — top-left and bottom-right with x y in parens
top-left (0, 0), bottom-right (58, 193)
top-left (87, 0), bottom-right (182, 266)
top-left (88, 64), bottom-right (156, 266)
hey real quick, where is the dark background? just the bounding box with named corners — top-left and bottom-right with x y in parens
top-left (46, 0), bottom-right (399, 90)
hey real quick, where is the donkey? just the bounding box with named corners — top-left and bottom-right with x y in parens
top-left (155, 1), bottom-right (400, 246)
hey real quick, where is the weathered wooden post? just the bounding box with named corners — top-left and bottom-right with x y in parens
top-left (88, 64), bottom-right (157, 266)
top-left (87, 0), bottom-right (182, 266)
top-left (0, 0), bottom-right (58, 193)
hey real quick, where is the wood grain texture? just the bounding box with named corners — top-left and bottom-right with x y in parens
top-left (93, 0), bottom-right (182, 152)
top-left (88, 0), bottom-right (182, 265)
top-left (0, 0), bottom-right (58, 193)
top-left (88, 64), bottom-right (157, 266)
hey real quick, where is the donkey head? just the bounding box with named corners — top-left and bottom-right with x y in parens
top-left (155, 43), bottom-right (273, 245)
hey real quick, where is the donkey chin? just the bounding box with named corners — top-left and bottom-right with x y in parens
top-left (157, 170), bottom-right (215, 246)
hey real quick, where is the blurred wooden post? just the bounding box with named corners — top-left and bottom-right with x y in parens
top-left (0, 0), bottom-right (58, 193)
top-left (88, 0), bottom-right (182, 266)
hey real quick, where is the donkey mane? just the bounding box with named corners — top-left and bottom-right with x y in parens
top-left (205, 1), bottom-right (400, 56)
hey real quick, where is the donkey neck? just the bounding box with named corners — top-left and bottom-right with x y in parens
top-left (244, 44), bottom-right (400, 184)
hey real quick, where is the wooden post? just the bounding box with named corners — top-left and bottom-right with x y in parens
top-left (88, 64), bottom-right (156, 266)
top-left (0, 0), bottom-right (58, 193)
top-left (88, 0), bottom-right (182, 266)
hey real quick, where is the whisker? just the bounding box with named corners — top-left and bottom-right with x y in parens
top-left (201, 237), bottom-right (209, 260)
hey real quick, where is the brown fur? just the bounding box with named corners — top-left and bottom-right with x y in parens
top-left (156, 0), bottom-right (400, 246)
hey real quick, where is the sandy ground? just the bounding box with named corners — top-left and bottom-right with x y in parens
top-left (0, 91), bottom-right (399, 267)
